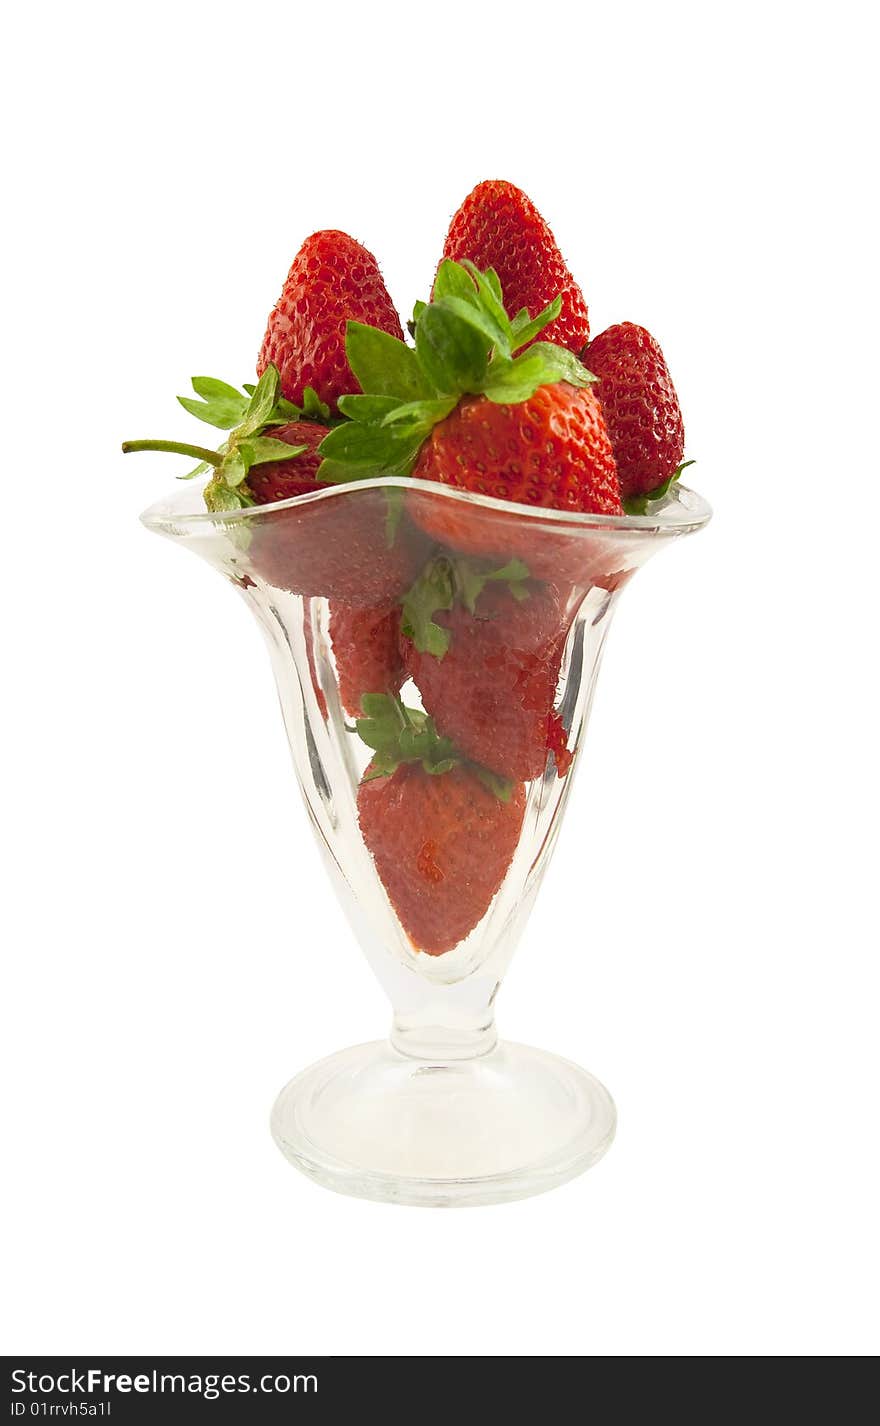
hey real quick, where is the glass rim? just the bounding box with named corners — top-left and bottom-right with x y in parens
top-left (140, 473), bottom-right (712, 539)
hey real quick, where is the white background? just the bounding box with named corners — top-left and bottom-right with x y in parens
top-left (2, 0), bottom-right (877, 1357)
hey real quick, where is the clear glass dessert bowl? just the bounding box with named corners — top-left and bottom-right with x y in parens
top-left (141, 474), bottom-right (710, 1206)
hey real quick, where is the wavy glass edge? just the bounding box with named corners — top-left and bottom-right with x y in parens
top-left (140, 474), bottom-right (712, 540)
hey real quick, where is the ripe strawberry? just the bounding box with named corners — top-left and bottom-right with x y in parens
top-left (438, 180), bottom-right (590, 352)
top-left (407, 383), bottom-right (622, 581)
top-left (248, 490), bottom-right (429, 605)
top-left (412, 383), bottom-right (619, 515)
top-left (244, 420), bottom-right (325, 502)
top-left (358, 759), bottom-right (526, 956)
top-left (122, 368), bottom-right (429, 604)
top-left (314, 260), bottom-right (634, 591)
top-left (330, 603), bottom-right (405, 717)
top-left (242, 418), bottom-right (403, 603)
top-left (400, 567), bottom-right (573, 782)
top-left (584, 323), bottom-right (685, 502)
top-left (258, 231), bottom-right (403, 412)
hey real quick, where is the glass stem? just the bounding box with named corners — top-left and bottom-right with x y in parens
top-left (391, 995), bottom-right (499, 1062)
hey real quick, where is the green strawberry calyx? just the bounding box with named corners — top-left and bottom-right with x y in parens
top-left (357, 694), bottom-right (512, 801)
top-left (121, 365), bottom-right (332, 512)
top-left (401, 554), bottom-right (531, 658)
top-left (315, 260), bottom-right (598, 485)
top-left (622, 459), bottom-right (696, 516)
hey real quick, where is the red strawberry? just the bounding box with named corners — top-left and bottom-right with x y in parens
top-left (248, 489), bottom-right (429, 605)
top-left (411, 383), bottom-right (620, 514)
top-left (258, 231), bottom-right (403, 412)
top-left (358, 761), bottom-right (526, 956)
top-left (122, 376), bottom-right (429, 602)
top-left (244, 420), bottom-right (325, 502)
top-left (407, 383), bottom-right (621, 582)
top-left (330, 603), bottom-right (405, 717)
top-left (584, 323), bottom-right (685, 502)
top-left (438, 181), bottom-right (590, 352)
top-left (401, 569), bottom-right (573, 782)
top-left (242, 424), bottom-right (429, 603)
top-left (234, 420), bottom-right (427, 602)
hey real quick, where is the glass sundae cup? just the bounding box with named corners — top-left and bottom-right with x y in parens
top-left (141, 474), bottom-right (710, 1205)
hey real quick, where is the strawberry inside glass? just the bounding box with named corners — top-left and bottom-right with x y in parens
top-left (128, 185), bottom-right (710, 1206)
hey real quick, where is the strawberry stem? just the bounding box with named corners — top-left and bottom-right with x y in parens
top-left (121, 439), bottom-right (223, 466)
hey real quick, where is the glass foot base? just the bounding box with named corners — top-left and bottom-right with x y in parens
top-left (270, 1039), bottom-right (616, 1207)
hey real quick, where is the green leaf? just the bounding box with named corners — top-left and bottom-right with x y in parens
top-left (453, 562), bottom-right (485, 614)
top-left (458, 261), bottom-right (514, 347)
top-left (510, 296), bottom-right (562, 351)
top-left (357, 698), bottom-right (405, 752)
top-left (437, 295), bottom-right (512, 358)
top-left (380, 397), bottom-right (457, 430)
top-left (383, 440), bottom-right (425, 478)
top-left (433, 259), bottom-right (479, 304)
top-left (176, 376), bottom-right (250, 430)
top-left (362, 761), bottom-right (394, 781)
top-left (178, 460), bottom-right (211, 481)
top-left (400, 553), bottom-right (533, 654)
top-left (399, 724), bottom-right (433, 760)
top-left (455, 556), bottom-right (532, 613)
top-left (476, 557), bottom-right (532, 604)
top-left (204, 481), bottom-right (247, 513)
top-left (355, 696), bottom-right (460, 779)
top-left (315, 458), bottom-right (366, 485)
top-left (479, 353), bottom-right (546, 404)
top-left (623, 459), bottom-right (695, 515)
top-left (220, 448), bottom-right (247, 487)
top-left (238, 364), bottom-right (280, 435)
top-left (430, 260), bottom-right (513, 356)
top-left (259, 388), bottom-right (342, 430)
top-left (425, 757), bottom-right (457, 776)
top-left (525, 343), bottom-right (596, 387)
top-left (356, 694), bottom-right (408, 772)
top-left (239, 436), bottom-right (308, 466)
top-left (353, 694), bottom-right (511, 794)
top-left (482, 268), bottom-right (504, 306)
top-left (254, 386), bottom-right (335, 430)
top-left (481, 343), bottom-right (595, 404)
top-left (316, 418), bottom-right (424, 484)
top-left (346, 322), bottom-right (428, 400)
top-left (318, 420), bottom-right (412, 468)
top-left (318, 451), bottom-right (423, 483)
top-left (407, 300), bottom-right (427, 340)
top-left (191, 376), bottom-right (248, 405)
top-left (275, 396), bottom-right (302, 417)
top-left (416, 728), bottom-right (458, 774)
top-left (361, 692), bottom-right (406, 719)
top-left (300, 386), bottom-right (332, 422)
top-left (176, 395), bottom-right (242, 431)
top-left (476, 768), bottom-right (514, 802)
top-left (416, 304), bottom-right (489, 397)
top-left (400, 558), bottom-right (455, 657)
top-left (337, 394), bottom-right (403, 424)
